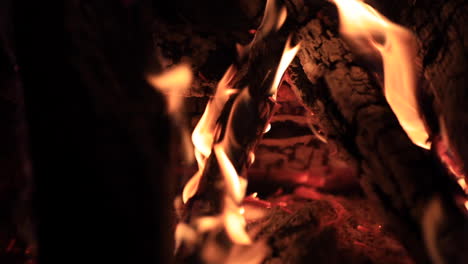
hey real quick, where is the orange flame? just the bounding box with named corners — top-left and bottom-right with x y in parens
top-left (237, 0), bottom-right (288, 60)
top-left (147, 64), bottom-right (194, 163)
top-left (182, 66), bottom-right (238, 204)
top-left (147, 64), bottom-right (193, 114)
top-left (332, 0), bottom-right (430, 149)
top-left (214, 144), bottom-right (246, 204)
top-left (270, 37), bottom-right (301, 99)
top-left (180, 0), bottom-right (300, 250)
top-left (213, 34), bottom-right (299, 242)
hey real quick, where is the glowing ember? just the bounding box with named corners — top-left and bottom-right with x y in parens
top-left (332, 0), bottom-right (430, 149)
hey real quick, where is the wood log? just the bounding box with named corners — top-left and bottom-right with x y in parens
top-left (285, 1), bottom-right (468, 263)
top-left (154, 1), bottom-right (468, 262)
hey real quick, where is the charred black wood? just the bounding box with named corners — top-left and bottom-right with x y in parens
top-left (287, 1), bottom-right (468, 263)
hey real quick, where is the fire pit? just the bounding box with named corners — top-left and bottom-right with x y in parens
top-left (1, 0), bottom-right (467, 263)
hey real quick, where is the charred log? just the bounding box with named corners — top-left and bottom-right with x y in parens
top-left (286, 1), bottom-right (468, 263)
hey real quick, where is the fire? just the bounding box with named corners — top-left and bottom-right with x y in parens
top-left (332, 0), bottom-right (430, 149)
top-left (147, 63), bottom-right (192, 114)
top-left (270, 37), bottom-right (301, 99)
top-left (182, 66), bottom-right (238, 204)
top-left (147, 63), bottom-right (194, 163)
top-left (178, 0), bottom-right (300, 251)
top-left (214, 144), bottom-right (246, 204)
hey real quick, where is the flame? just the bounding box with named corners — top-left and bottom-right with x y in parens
top-left (262, 0), bottom-right (287, 32)
top-left (332, 0), bottom-right (430, 149)
top-left (458, 178), bottom-right (467, 192)
top-left (180, 0), bottom-right (300, 251)
top-left (249, 152), bottom-right (256, 165)
top-left (270, 37), bottom-right (301, 99)
top-left (147, 64), bottom-right (194, 162)
top-left (214, 142), bottom-right (251, 244)
top-left (214, 144), bottom-right (246, 203)
top-left (147, 64), bottom-right (193, 113)
top-left (263, 123), bottom-right (271, 134)
top-left (174, 222), bottom-right (197, 253)
top-left (182, 66), bottom-right (238, 203)
top-left (238, 0), bottom-right (288, 60)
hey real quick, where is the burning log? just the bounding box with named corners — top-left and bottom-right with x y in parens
top-left (284, 0), bottom-right (468, 263)
top-left (174, 1), bottom-right (301, 261)
top-left (162, 0), bottom-right (467, 263)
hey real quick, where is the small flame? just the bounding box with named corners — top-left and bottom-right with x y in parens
top-left (147, 64), bottom-right (194, 163)
top-left (174, 222), bottom-right (197, 253)
top-left (458, 178), bottom-right (467, 191)
top-left (249, 152), bottom-right (256, 165)
top-left (263, 123), bottom-right (271, 134)
top-left (223, 196), bottom-right (251, 244)
top-left (332, 0), bottom-right (430, 149)
top-left (180, 0), bottom-right (299, 252)
top-left (147, 64), bottom-right (193, 114)
top-left (214, 144), bottom-right (246, 204)
top-left (257, 0), bottom-right (287, 41)
top-left (270, 37), bottom-right (301, 99)
top-left (238, 0), bottom-right (288, 60)
top-left (182, 66), bottom-right (238, 204)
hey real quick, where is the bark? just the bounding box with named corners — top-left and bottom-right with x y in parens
top-left (286, 1), bottom-right (468, 263)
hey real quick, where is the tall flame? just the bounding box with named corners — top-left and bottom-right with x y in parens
top-left (271, 36), bottom-right (301, 99)
top-left (180, 0), bottom-right (300, 250)
top-left (332, 0), bottom-right (430, 149)
top-left (183, 66), bottom-right (238, 203)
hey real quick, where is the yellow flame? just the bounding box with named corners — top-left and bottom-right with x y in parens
top-left (147, 64), bottom-right (194, 163)
top-left (457, 178), bottom-right (467, 194)
top-left (182, 170), bottom-right (203, 204)
top-left (174, 222), bottom-right (197, 253)
top-left (333, 0), bottom-right (430, 149)
top-left (223, 196), bottom-right (252, 244)
top-left (214, 144), bottom-right (246, 204)
top-left (182, 66), bottom-right (238, 204)
top-left (147, 63), bottom-right (193, 114)
top-left (239, 0), bottom-right (288, 60)
top-left (263, 123), bottom-right (271, 134)
top-left (270, 37), bottom-right (301, 99)
top-left (249, 152), bottom-right (256, 165)
top-left (180, 0), bottom-right (299, 249)
top-left (256, 0), bottom-right (287, 42)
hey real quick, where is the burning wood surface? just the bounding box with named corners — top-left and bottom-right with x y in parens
top-left (154, 0), bottom-right (468, 263)
top-left (1, 0), bottom-right (467, 263)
